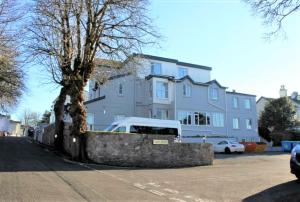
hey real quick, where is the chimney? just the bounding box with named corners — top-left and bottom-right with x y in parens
top-left (279, 85), bottom-right (287, 98)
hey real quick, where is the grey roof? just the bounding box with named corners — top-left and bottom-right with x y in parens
top-left (134, 54), bottom-right (212, 71)
top-left (227, 91), bottom-right (256, 97)
top-left (206, 80), bottom-right (227, 89)
top-left (176, 75), bottom-right (209, 86)
top-left (145, 74), bottom-right (175, 81)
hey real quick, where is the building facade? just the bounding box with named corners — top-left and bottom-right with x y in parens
top-left (85, 54), bottom-right (260, 142)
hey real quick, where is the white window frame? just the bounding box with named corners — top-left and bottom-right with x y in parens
top-left (233, 97), bottom-right (238, 109)
top-left (210, 87), bottom-right (219, 100)
top-left (233, 118), bottom-right (239, 129)
top-left (156, 81), bottom-right (168, 99)
top-left (212, 112), bottom-right (224, 127)
top-left (151, 62), bottom-right (162, 75)
top-left (244, 99), bottom-right (251, 109)
top-left (246, 119), bottom-right (252, 130)
top-left (178, 67), bottom-right (188, 78)
top-left (183, 84), bottom-right (191, 97)
top-left (194, 112), bottom-right (209, 126)
top-left (178, 111), bottom-right (192, 125)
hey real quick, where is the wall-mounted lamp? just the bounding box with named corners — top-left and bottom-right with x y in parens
top-left (54, 134), bottom-right (57, 139)
top-left (73, 138), bottom-right (77, 143)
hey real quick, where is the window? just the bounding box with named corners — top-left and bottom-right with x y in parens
top-left (118, 83), bottom-right (123, 96)
top-left (151, 62), bottom-right (162, 75)
top-left (114, 126), bottom-right (126, 133)
top-left (194, 112), bottom-right (210, 125)
top-left (233, 118), bottom-right (239, 129)
top-left (212, 112), bottom-right (224, 127)
top-left (210, 87), bottom-right (219, 100)
top-left (129, 125), bottom-right (178, 137)
top-left (178, 111), bottom-right (192, 125)
top-left (244, 99), bottom-right (251, 109)
top-left (156, 81), bottom-right (168, 99)
top-left (233, 97), bottom-right (238, 109)
top-left (156, 109), bottom-right (168, 119)
top-left (183, 84), bottom-right (191, 97)
top-left (246, 119), bottom-right (252, 129)
top-left (178, 67), bottom-right (188, 78)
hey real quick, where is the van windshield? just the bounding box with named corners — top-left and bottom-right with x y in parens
top-left (105, 124), bottom-right (118, 132)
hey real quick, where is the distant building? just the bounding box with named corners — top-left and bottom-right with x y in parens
top-left (256, 85), bottom-right (300, 120)
top-left (85, 54), bottom-right (260, 142)
top-left (0, 114), bottom-right (22, 136)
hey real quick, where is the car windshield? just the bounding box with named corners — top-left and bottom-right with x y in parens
top-left (104, 124), bottom-right (118, 132)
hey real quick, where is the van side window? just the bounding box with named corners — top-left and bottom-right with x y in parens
top-left (129, 125), bottom-right (178, 137)
top-left (114, 126), bottom-right (126, 133)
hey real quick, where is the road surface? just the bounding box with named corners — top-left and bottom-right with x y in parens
top-left (0, 136), bottom-right (299, 202)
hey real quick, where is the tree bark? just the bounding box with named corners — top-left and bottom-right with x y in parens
top-left (54, 85), bottom-right (69, 152)
top-left (69, 79), bottom-right (87, 161)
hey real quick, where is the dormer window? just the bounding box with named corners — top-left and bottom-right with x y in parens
top-left (178, 67), bottom-right (187, 78)
top-left (210, 87), bottom-right (219, 100)
top-left (151, 62), bottom-right (162, 75)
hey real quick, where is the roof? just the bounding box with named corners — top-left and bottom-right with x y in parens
top-left (289, 96), bottom-right (300, 105)
top-left (256, 96), bottom-right (275, 104)
top-left (134, 54), bottom-right (212, 71)
top-left (227, 91), bottom-right (256, 97)
top-left (206, 80), bottom-right (227, 89)
top-left (175, 75), bottom-right (209, 86)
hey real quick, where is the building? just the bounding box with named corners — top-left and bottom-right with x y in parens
top-left (256, 85), bottom-right (300, 119)
top-left (0, 114), bottom-right (22, 136)
top-left (85, 54), bottom-right (260, 142)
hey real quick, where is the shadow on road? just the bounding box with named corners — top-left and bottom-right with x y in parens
top-left (215, 152), bottom-right (288, 160)
top-left (0, 136), bottom-right (192, 172)
top-left (243, 180), bottom-right (300, 202)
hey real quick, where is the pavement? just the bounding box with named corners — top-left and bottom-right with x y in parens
top-left (0, 136), bottom-right (299, 202)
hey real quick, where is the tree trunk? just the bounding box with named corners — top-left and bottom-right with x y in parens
top-left (54, 86), bottom-right (69, 151)
top-left (69, 80), bottom-right (87, 161)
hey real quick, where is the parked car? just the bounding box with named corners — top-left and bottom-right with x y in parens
top-left (214, 140), bottom-right (245, 154)
top-left (290, 144), bottom-right (300, 180)
top-left (104, 117), bottom-right (181, 138)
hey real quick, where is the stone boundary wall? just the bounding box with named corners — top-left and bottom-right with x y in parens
top-left (41, 125), bottom-right (214, 168)
top-left (86, 133), bottom-right (213, 168)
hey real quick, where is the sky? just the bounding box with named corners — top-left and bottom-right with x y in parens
top-left (11, 0), bottom-right (300, 121)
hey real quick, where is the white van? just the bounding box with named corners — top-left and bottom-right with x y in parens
top-left (104, 117), bottom-right (181, 138)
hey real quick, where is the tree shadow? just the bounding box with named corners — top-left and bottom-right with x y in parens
top-left (243, 180), bottom-right (300, 202)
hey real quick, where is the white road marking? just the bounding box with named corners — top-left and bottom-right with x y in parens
top-left (148, 182), bottom-right (160, 187)
top-left (148, 190), bottom-right (165, 196)
top-left (134, 183), bottom-right (146, 190)
top-left (164, 188), bottom-right (179, 194)
top-left (169, 197), bottom-right (186, 202)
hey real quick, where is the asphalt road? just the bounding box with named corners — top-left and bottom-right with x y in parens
top-left (0, 137), bottom-right (299, 202)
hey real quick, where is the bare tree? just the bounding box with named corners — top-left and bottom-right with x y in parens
top-left (245, 0), bottom-right (300, 37)
top-left (29, 0), bottom-right (158, 158)
top-left (0, 0), bottom-right (24, 111)
top-left (22, 109), bottom-right (41, 127)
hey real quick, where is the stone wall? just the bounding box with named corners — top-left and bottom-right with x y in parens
top-left (86, 132), bottom-right (213, 168)
top-left (42, 124), bottom-right (55, 146)
top-left (41, 125), bottom-right (214, 168)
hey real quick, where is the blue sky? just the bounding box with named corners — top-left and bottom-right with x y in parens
top-left (11, 0), bottom-right (300, 121)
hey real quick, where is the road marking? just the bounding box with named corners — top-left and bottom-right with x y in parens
top-left (169, 197), bottom-right (186, 202)
top-left (134, 183), bottom-right (146, 189)
top-left (148, 190), bottom-right (165, 196)
top-left (164, 188), bottom-right (179, 194)
top-left (148, 182), bottom-right (160, 187)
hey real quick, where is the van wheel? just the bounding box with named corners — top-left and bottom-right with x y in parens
top-left (225, 147), bottom-right (231, 154)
